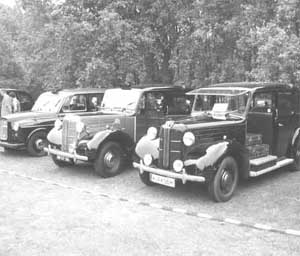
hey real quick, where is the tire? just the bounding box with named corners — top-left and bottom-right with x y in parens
top-left (27, 131), bottom-right (48, 157)
top-left (208, 156), bottom-right (239, 202)
top-left (51, 154), bottom-right (74, 167)
top-left (139, 171), bottom-right (154, 186)
top-left (291, 138), bottom-right (300, 172)
top-left (94, 141), bottom-right (125, 178)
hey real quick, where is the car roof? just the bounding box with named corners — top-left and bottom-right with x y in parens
top-left (51, 88), bottom-right (107, 95)
top-left (189, 82), bottom-right (293, 94)
top-left (109, 84), bottom-right (189, 93)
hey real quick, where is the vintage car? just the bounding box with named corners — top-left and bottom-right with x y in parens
top-left (0, 88), bottom-right (105, 156)
top-left (45, 85), bottom-right (192, 177)
top-left (134, 82), bottom-right (300, 202)
top-left (0, 88), bottom-right (34, 115)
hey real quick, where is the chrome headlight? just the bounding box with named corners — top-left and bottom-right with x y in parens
top-left (76, 121), bottom-right (85, 133)
top-left (11, 122), bottom-right (19, 132)
top-left (173, 160), bottom-right (184, 172)
top-left (143, 154), bottom-right (153, 166)
top-left (183, 132), bottom-right (195, 146)
top-left (54, 119), bottom-right (62, 129)
top-left (147, 127), bottom-right (157, 140)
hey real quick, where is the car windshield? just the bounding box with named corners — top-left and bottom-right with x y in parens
top-left (192, 88), bottom-right (250, 120)
top-left (32, 92), bottom-right (63, 113)
top-left (100, 89), bottom-right (141, 113)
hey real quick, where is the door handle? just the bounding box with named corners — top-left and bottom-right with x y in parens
top-left (278, 123), bottom-right (284, 127)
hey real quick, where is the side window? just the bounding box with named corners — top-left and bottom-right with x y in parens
top-left (62, 95), bottom-right (87, 112)
top-left (277, 92), bottom-right (297, 117)
top-left (165, 94), bottom-right (192, 115)
top-left (250, 92), bottom-right (273, 113)
top-left (17, 92), bottom-right (32, 104)
top-left (144, 92), bottom-right (165, 114)
top-left (87, 94), bottom-right (103, 112)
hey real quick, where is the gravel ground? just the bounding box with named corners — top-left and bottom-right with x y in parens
top-left (0, 150), bottom-right (300, 255)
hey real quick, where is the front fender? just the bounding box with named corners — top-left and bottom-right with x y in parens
top-left (135, 136), bottom-right (159, 160)
top-left (86, 129), bottom-right (112, 150)
top-left (47, 127), bottom-right (62, 145)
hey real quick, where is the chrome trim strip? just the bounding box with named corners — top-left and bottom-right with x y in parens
top-left (171, 140), bottom-right (181, 143)
top-left (133, 161), bottom-right (205, 183)
top-left (170, 150), bottom-right (181, 153)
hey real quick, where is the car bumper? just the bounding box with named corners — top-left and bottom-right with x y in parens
top-left (44, 145), bottom-right (88, 162)
top-left (133, 161), bottom-right (206, 183)
top-left (0, 141), bottom-right (25, 149)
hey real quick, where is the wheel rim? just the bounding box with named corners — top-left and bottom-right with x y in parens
top-left (220, 168), bottom-right (234, 194)
top-left (35, 138), bottom-right (46, 152)
top-left (104, 150), bottom-right (120, 169)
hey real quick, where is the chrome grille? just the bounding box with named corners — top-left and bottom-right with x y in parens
top-left (162, 126), bottom-right (170, 168)
top-left (0, 119), bottom-right (8, 140)
top-left (62, 119), bottom-right (77, 152)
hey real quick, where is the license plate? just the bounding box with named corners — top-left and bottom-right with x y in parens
top-left (150, 173), bottom-right (175, 188)
top-left (57, 155), bottom-right (71, 162)
top-left (0, 146), bottom-right (4, 152)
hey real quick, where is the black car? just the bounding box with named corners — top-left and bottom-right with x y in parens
top-left (0, 88), bottom-right (33, 115)
top-left (134, 82), bottom-right (300, 202)
top-left (0, 88), bottom-right (106, 156)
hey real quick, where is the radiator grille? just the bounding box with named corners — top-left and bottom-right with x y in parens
top-left (0, 119), bottom-right (8, 140)
top-left (62, 119), bottom-right (77, 152)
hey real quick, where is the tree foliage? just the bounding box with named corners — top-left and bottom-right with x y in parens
top-left (0, 0), bottom-right (300, 95)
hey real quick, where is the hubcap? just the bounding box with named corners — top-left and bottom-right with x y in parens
top-left (35, 138), bottom-right (45, 150)
top-left (220, 169), bottom-right (234, 193)
top-left (104, 151), bottom-right (116, 168)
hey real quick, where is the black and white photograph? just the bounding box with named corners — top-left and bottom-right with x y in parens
top-left (0, 0), bottom-right (299, 255)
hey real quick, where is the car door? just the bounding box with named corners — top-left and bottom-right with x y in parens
top-left (274, 91), bottom-right (299, 157)
top-left (247, 90), bottom-right (275, 153)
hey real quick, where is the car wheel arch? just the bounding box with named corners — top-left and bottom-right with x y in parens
top-left (26, 128), bottom-right (49, 145)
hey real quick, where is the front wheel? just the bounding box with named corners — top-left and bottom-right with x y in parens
top-left (94, 141), bottom-right (125, 178)
top-left (27, 131), bottom-right (48, 157)
top-left (208, 156), bottom-right (239, 202)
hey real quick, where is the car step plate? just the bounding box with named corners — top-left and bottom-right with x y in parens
top-left (150, 173), bottom-right (175, 188)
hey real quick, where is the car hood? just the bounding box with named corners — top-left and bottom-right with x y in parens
top-left (2, 111), bottom-right (57, 125)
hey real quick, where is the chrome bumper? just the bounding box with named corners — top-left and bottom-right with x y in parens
top-left (44, 145), bottom-right (88, 162)
top-left (133, 161), bottom-right (205, 184)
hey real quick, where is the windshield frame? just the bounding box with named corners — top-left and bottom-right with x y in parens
top-left (100, 89), bottom-right (143, 115)
top-left (32, 92), bottom-right (66, 113)
top-left (191, 88), bottom-right (251, 120)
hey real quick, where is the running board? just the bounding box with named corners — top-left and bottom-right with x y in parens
top-left (249, 158), bottom-right (294, 177)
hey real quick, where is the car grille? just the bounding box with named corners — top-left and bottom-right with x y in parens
top-left (159, 126), bottom-right (182, 169)
top-left (0, 119), bottom-right (8, 140)
top-left (62, 118), bottom-right (77, 152)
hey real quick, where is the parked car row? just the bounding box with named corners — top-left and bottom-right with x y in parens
top-left (0, 82), bottom-right (299, 202)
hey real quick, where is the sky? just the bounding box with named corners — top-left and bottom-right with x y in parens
top-left (0, 0), bottom-right (15, 7)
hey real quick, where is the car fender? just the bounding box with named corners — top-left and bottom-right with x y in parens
top-left (26, 128), bottom-right (48, 144)
top-left (185, 140), bottom-right (249, 179)
top-left (291, 128), bottom-right (300, 146)
top-left (135, 136), bottom-right (160, 160)
top-left (47, 127), bottom-right (62, 146)
top-left (86, 129), bottom-right (112, 150)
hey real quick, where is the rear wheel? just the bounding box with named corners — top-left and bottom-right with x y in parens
top-left (94, 141), bottom-right (125, 177)
top-left (208, 156), bottom-right (239, 202)
top-left (27, 131), bottom-right (48, 157)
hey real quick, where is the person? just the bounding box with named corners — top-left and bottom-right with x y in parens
top-left (9, 92), bottom-right (21, 113)
top-left (0, 90), bottom-right (13, 117)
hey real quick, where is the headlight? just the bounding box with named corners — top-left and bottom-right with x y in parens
top-left (143, 154), bottom-right (153, 166)
top-left (11, 122), bottom-right (19, 131)
top-left (183, 132), bottom-right (195, 146)
top-left (173, 160), bottom-right (184, 172)
top-left (54, 119), bottom-right (62, 129)
top-left (76, 121), bottom-right (85, 133)
top-left (147, 127), bottom-right (157, 140)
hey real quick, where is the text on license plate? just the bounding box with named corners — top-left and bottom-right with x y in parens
top-left (150, 174), bottom-right (175, 188)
